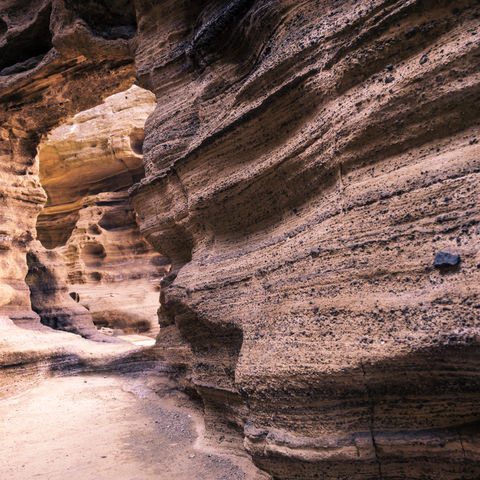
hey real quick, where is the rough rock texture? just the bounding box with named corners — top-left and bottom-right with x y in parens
top-left (130, 1), bottom-right (480, 479)
top-left (25, 239), bottom-right (102, 339)
top-left (0, 321), bottom-right (270, 480)
top-left (1, 1), bottom-right (480, 479)
top-left (37, 85), bottom-right (155, 248)
top-left (59, 191), bottom-right (168, 335)
top-left (36, 85), bottom-right (168, 335)
top-left (0, 314), bottom-right (139, 400)
top-left (0, 0), bottom-right (135, 324)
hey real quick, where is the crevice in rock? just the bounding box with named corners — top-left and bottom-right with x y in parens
top-left (64, 0), bottom-right (137, 40)
top-left (129, 127), bottom-right (145, 155)
top-left (458, 429), bottom-right (466, 460)
top-left (0, 17), bottom-right (7, 36)
top-left (360, 361), bottom-right (383, 480)
top-left (159, 285), bottom-right (246, 449)
top-left (0, 3), bottom-right (52, 75)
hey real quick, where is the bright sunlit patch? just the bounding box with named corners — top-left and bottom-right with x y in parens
top-left (117, 334), bottom-right (156, 347)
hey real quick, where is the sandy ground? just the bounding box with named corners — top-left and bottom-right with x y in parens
top-left (0, 371), bottom-right (268, 480)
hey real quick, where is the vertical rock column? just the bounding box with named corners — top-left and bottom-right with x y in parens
top-left (0, 128), bottom-right (46, 323)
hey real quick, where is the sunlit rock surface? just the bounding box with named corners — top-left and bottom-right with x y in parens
top-left (0, 1), bottom-right (479, 479)
top-left (0, 0), bottom-right (135, 324)
top-left (130, 1), bottom-right (480, 479)
top-left (37, 85), bottom-right (155, 248)
top-left (36, 86), bottom-right (169, 336)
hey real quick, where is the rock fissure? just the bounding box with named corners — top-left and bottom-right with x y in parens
top-left (360, 361), bottom-right (383, 480)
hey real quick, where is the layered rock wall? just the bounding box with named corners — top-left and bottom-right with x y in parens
top-left (130, 1), bottom-right (480, 478)
top-left (0, 1), bottom-right (479, 479)
top-left (0, 0), bottom-right (135, 325)
top-left (25, 240), bottom-right (101, 339)
top-left (36, 85), bottom-right (168, 336)
top-left (37, 85), bottom-right (155, 248)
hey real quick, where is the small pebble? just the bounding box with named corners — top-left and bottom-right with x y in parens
top-left (433, 251), bottom-right (460, 268)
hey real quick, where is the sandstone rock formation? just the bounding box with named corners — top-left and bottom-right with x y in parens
top-left (0, 1), bottom-right (479, 479)
top-left (37, 85), bottom-right (155, 248)
top-left (130, 1), bottom-right (480, 478)
top-left (59, 191), bottom-right (168, 336)
top-left (25, 239), bottom-right (101, 339)
top-left (0, 0), bottom-right (135, 325)
top-left (36, 85), bottom-right (168, 336)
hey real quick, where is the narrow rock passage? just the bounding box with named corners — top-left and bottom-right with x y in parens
top-left (0, 371), bottom-right (268, 480)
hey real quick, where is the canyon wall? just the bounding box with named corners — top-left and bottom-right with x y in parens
top-left (130, 1), bottom-right (480, 479)
top-left (0, 1), bottom-right (479, 479)
top-left (0, 0), bottom-right (135, 328)
top-left (37, 85), bottom-right (169, 336)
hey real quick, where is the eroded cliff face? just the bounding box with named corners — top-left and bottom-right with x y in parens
top-left (130, 1), bottom-right (480, 479)
top-left (1, 1), bottom-right (479, 479)
top-left (36, 85), bottom-right (168, 336)
top-left (0, 0), bottom-right (135, 326)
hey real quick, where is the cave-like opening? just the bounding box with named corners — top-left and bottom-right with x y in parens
top-left (0, 3), bottom-right (53, 75)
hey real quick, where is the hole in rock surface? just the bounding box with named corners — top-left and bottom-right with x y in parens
top-left (83, 242), bottom-right (107, 258)
top-left (0, 4), bottom-right (52, 75)
top-left (129, 127), bottom-right (145, 155)
top-left (82, 242), bottom-right (107, 267)
top-left (88, 224), bottom-right (101, 235)
top-left (88, 271), bottom-right (102, 282)
top-left (99, 208), bottom-right (136, 231)
top-left (36, 210), bottom-right (80, 250)
top-left (64, 0), bottom-right (137, 39)
top-left (69, 292), bottom-right (80, 302)
top-left (0, 18), bottom-right (7, 36)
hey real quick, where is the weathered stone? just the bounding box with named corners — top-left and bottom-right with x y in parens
top-left (0, 1), bottom-right (480, 479)
top-left (36, 85), bottom-right (169, 336)
top-left (433, 252), bottom-right (461, 268)
top-left (25, 240), bottom-right (103, 339)
top-left (130, 1), bottom-right (480, 478)
top-left (0, 0), bottom-right (135, 323)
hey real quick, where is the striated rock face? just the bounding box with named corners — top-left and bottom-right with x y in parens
top-left (37, 85), bottom-right (155, 248)
top-left (36, 85), bottom-right (169, 336)
top-left (59, 191), bottom-right (169, 335)
top-left (1, 1), bottom-right (479, 479)
top-left (130, 1), bottom-right (480, 479)
top-left (0, 0), bottom-right (135, 324)
top-left (25, 239), bottom-right (101, 339)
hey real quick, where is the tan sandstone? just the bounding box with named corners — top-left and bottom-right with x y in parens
top-left (0, 1), bottom-right (479, 479)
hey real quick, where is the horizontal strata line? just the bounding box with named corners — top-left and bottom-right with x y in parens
top-left (174, 211), bottom-right (479, 293)
top-left (188, 166), bottom-right (480, 267)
